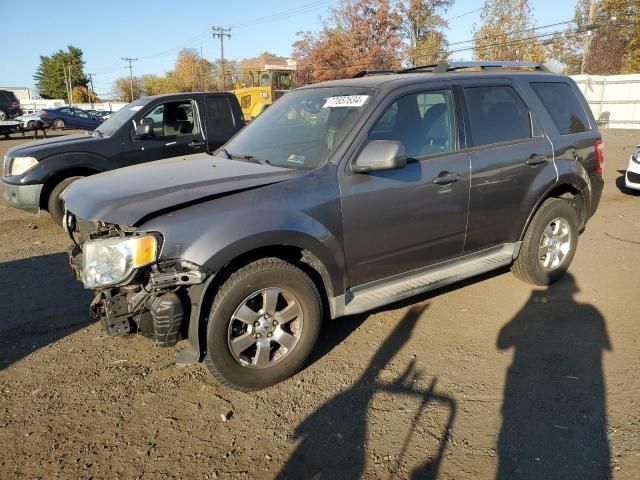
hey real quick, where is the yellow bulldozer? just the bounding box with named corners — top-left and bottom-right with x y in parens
top-left (233, 67), bottom-right (295, 121)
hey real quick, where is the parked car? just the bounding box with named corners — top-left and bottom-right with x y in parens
top-left (62, 62), bottom-right (604, 391)
top-left (2, 92), bottom-right (244, 225)
top-left (93, 110), bottom-right (114, 121)
top-left (39, 106), bottom-right (103, 130)
top-left (0, 90), bottom-right (23, 120)
top-left (16, 112), bottom-right (42, 129)
top-left (625, 145), bottom-right (640, 190)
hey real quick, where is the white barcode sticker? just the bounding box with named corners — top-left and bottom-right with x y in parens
top-left (323, 95), bottom-right (369, 108)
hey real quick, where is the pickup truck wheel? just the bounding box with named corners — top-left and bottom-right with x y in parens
top-left (0, 109), bottom-right (7, 121)
top-left (47, 176), bottom-right (83, 226)
top-left (52, 118), bottom-right (65, 129)
top-left (512, 198), bottom-right (579, 286)
top-left (205, 257), bottom-right (322, 391)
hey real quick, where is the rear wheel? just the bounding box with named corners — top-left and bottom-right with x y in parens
top-left (52, 118), bottom-right (65, 129)
top-left (205, 257), bottom-right (322, 391)
top-left (47, 176), bottom-right (83, 226)
top-left (512, 198), bottom-right (579, 286)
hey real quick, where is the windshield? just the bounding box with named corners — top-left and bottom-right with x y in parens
top-left (222, 87), bottom-right (375, 169)
top-left (95, 99), bottom-right (147, 137)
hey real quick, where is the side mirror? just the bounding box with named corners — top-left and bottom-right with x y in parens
top-left (353, 140), bottom-right (407, 173)
top-left (134, 123), bottom-right (153, 139)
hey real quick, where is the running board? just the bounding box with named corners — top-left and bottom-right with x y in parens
top-left (334, 243), bottom-right (519, 317)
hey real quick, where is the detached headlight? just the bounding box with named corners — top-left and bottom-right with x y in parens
top-left (632, 146), bottom-right (640, 164)
top-left (82, 235), bottom-right (158, 288)
top-left (9, 156), bottom-right (38, 176)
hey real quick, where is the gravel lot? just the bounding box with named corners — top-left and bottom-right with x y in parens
top-left (0, 129), bottom-right (639, 479)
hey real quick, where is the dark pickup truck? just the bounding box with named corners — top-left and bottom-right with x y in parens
top-left (2, 92), bottom-right (244, 224)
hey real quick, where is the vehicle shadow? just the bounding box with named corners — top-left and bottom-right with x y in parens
top-left (497, 273), bottom-right (611, 479)
top-left (278, 305), bottom-right (457, 480)
top-left (310, 267), bottom-right (510, 367)
top-left (615, 169), bottom-right (640, 196)
top-left (0, 252), bottom-right (92, 370)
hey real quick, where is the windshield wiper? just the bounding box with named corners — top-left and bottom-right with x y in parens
top-left (222, 151), bottom-right (271, 165)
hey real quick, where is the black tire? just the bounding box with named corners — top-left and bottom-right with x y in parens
top-left (52, 118), bottom-right (65, 129)
top-left (205, 257), bottom-right (322, 391)
top-left (47, 176), bottom-right (83, 226)
top-left (512, 198), bottom-right (579, 286)
top-left (0, 109), bottom-right (7, 121)
top-left (26, 120), bottom-right (35, 129)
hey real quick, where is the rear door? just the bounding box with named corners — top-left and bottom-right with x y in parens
top-left (459, 79), bottom-right (556, 253)
top-left (339, 85), bottom-right (471, 286)
top-left (121, 98), bottom-right (206, 166)
top-left (203, 94), bottom-right (242, 151)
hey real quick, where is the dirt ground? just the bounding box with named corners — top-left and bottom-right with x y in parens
top-left (0, 129), bottom-right (639, 480)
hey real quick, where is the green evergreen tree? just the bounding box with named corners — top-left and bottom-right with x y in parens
top-left (33, 46), bottom-right (88, 100)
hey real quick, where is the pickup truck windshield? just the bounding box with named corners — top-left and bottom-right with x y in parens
top-left (222, 87), bottom-right (375, 169)
top-left (95, 99), bottom-right (147, 137)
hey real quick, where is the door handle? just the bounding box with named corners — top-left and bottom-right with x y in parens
top-left (188, 139), bottom-right (204, 149)
top-left (433, 172), bottom-right (460, 185)
top-left (525, 154), bottom-right (547, 166)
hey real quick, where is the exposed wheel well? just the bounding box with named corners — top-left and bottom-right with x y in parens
top-left (522, 184), bottom-right (587, 240)
top-left (39, 168), bottom-right (101, 211)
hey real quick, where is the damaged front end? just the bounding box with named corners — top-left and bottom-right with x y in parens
top-left (65, 211), bottom-right (211, 353)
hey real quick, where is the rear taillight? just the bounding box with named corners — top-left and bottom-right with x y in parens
top-left (595, 139), bottom-right (604, 175)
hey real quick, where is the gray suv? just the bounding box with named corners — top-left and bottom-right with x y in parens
top-left (63, 62), bottom-right (604, 391)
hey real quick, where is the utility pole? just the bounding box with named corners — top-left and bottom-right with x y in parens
top-left (67, 63), bottom-right (73, 105)
top-left (122, 57), bottom-right (138, 101)
top-left (87, 73), bottom-right (96, 108)
top-left (201, 45), bottom-right (205, 91)
top-left (62, 65), bottom-right (69, 104)
top-left (581, 0), bottom-right (598, 74)
top-left (212, 26), bottom-right (231, 90)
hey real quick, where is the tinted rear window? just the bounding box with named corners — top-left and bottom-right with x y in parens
top-left (464, 86), bottom-right (531, 146)
top-left (205, 96), bottom-right (235, 134)
top-left (530, 82), bottom-right (591, 135)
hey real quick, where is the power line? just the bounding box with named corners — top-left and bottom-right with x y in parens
top-left (227, 0), bottom-right (335, 28)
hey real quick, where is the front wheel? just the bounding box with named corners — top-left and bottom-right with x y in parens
top-left (47, 176), bottom-right (84, 226)
top-left (205, 258), bottom-right (322, 391)
top-left (512, 198), bottom-right (579, 286)
top-left (52, 118), bottom-right (65, 129)
top-left (0, 109), bottom-right (7, 121)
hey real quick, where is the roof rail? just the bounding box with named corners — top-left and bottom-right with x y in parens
top-left (431, 61), bottom-right (550, 73)
top-left (351, 69), bottom-right (396, 78)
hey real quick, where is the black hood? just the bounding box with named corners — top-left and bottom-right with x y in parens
top-left (63, 154), bottom-right (306, 226)
top-left (6, 134), bottom-right (107, 159)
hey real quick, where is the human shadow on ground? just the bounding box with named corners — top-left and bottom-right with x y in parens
top-left (0, 252), bottom-right (92, 370)
top-left (497, 273), bottom-right (612, 480)
top-left (277, 305), bottom-right (457, 480)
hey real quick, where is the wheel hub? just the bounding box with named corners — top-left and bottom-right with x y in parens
top-left (539, 217), bottom-right (572, 272)
top-left (254, 314), bottom-right (277, 337)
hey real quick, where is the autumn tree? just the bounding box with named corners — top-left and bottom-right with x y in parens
top-left (473, 0), bottom-right (544, 62)
top-left (167, 49), bottom-right (219, 92)
top-left (400, 0), bottom-right (453, 66)
top-left (112, 76), bottom-right (145, 102)
top-left (548, 0), bottom-right (639, 75)
top-left (33, 46), bottom-right (88, 100)
top-left (71, 86), bottom-right (98, 104)
top-left (293, 0), bottom-right (404, 83)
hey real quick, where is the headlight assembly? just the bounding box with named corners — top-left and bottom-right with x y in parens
top-left (82, 235), bottom-right (158, 288)
top-left (9, 156), bottom-right (38, 176)
top-left (632, 146), bottom-right (640, 164)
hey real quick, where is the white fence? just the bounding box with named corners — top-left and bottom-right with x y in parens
top-left (572, 74), bottom-right (640, 129)
top-left (18, 99), bottom-right (127, 113)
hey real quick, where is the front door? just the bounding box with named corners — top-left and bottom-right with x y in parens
top-left (339, 87), bottom-right (471, 287)
top-left (122, 99), bottom-right (205, 166)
